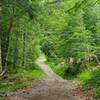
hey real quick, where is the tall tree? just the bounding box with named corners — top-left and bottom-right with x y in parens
top-left (0, 0), bottom-right (42, 76)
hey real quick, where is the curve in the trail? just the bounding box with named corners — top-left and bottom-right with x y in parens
top-left (36, 60), bottom-right (62, 80)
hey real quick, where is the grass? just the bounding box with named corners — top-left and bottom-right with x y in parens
top-left (79, 68), bottom-right (100, 98)
top-left (21, 69), bottom-right (46, 80)
top-left (0, 63), bottom-right (45, 93)
top-left (0, 81), bottom-right (29, 92)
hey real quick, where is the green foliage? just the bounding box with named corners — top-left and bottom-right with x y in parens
top-left (41, 0), bottom-right (100, 74)
top-left (0, 0), bottom-right (42, 73)
top-left (79, 71), bottom-right (92, 82)
top-left (22, 70), bottom-right (45, 80)
top-left (0, 1), bottom-right (100, 99)
top-left (20, 63), bottom-right (46, 80)
top-left (40, 1), bottom-right (100, 98)
top-left (79, 68), bottom-right (100, 98)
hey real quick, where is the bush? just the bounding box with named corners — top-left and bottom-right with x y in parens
top-left (64, 65), bottom-right (81, 79)
top-left (79, 68), bottom-right (100, 98)
top-left (46, 61), bottom-right (81, 79)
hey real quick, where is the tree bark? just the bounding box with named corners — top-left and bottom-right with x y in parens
top-left (0, 1), bottom-right (14, 75)
top-left (22, 33), bottom-right (26, 67)
top-left (0, 17), bottom-right (13, 76)
top-left (0, 0), bottom-right (3, 75)
top-left (0, 34), bottom-right (1, 71)
top-left (13, 32), bottom-right (18, 69)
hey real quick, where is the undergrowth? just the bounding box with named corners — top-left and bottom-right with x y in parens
top-left (0, 63), bottom-right (45, 92)
top-left (79, 68), bottom-right (100, 99)
top-left (46, 61), bottom-right (79, 79)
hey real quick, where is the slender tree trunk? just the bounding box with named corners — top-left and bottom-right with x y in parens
top-left (22, 33), bottom-right (26, 67)
top-left (0, 19), bottom-right (13, 76)
top-left (0, 45), bottom-right (2, 73)
top-left (13, 32), bottom-right (18, 69)
top-left (0, 1), bottom-right (2, 74)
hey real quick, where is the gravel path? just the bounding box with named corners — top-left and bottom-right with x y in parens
top-left (7, 60), bottom-right (93, 100)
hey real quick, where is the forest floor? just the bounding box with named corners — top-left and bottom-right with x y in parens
top-left (6, 60), bottom-right (94, 100)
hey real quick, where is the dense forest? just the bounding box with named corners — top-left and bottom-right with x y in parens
top-left (0, 0), bottom-right (100, 100)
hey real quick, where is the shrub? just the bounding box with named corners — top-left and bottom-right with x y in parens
top-left (79, 68), bottom-right (100, 98)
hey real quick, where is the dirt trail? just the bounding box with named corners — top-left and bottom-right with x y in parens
top-left (7, 60), bottom-right (93, 100)
top-left (36, 60), bottom-right (62, 80)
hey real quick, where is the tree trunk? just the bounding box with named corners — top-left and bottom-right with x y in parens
top-left (22, 33), bottom-right (26, 67)
top-left (0, 32), bottom-right (1, 72)
top-left (13, 32), bottom-right (18, 69)
top-left (0, 18), bottom-right (13, 76)
top-left (0, 2), bottom-right (1, 72)
top-left (0, 0), bottom-right (15, 76)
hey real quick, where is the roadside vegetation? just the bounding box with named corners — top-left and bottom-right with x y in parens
top-left (0, 63), bottom-right (45, 92)
top-left (46, 60), bottom-right (100, 99)
top-left (0, 0), bottom-right (100, 99)
top-left (79, 68), bottom-right (100, 98)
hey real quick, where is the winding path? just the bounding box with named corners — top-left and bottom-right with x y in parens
top-left (7, 59), bottom-right (92, 100)
top-left (36, 60), bottom-right (62, 80)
